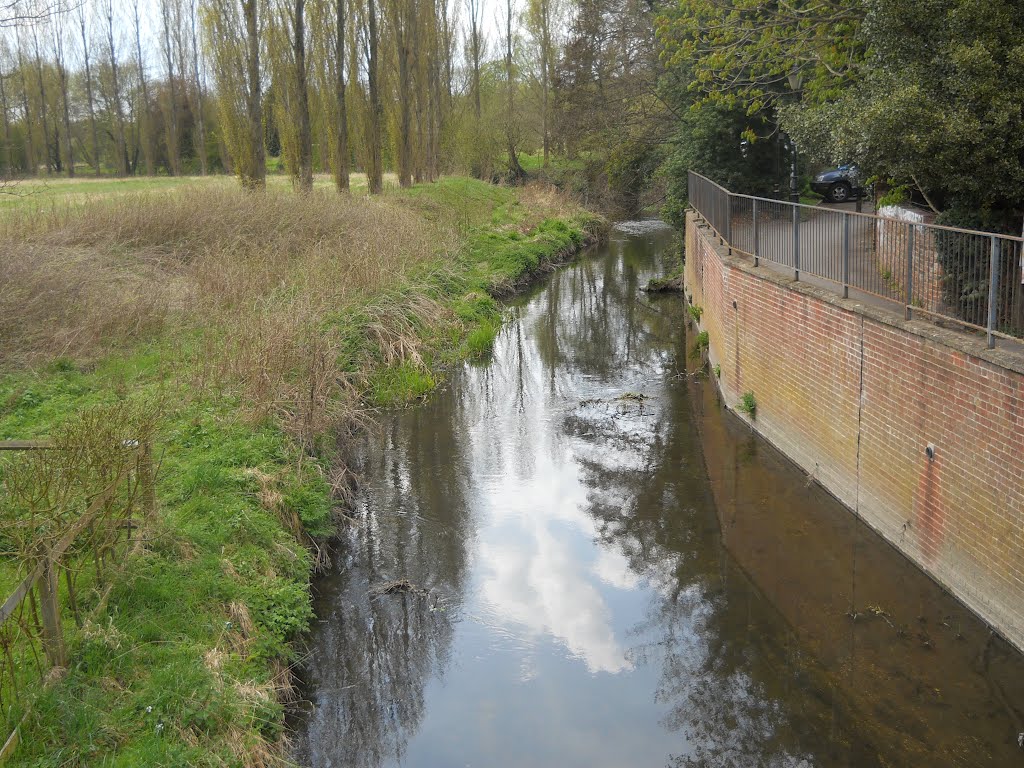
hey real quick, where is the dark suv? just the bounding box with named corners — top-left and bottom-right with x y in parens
top-left (811, 165), bottom-right (864, 203)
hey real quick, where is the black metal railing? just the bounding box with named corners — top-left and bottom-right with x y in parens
top-left (688, 171), bottom-right (1024, 347)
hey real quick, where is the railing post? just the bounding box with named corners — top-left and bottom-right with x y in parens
top-left (37, 546), bottom-right (66, 668)
top-left (792, 204), bottom-right (800, 280)
top-left (905, 225), bottom-right (915, 320)
top-left (725, 194), bottom-right (732, 254)
top-left (987, 235), bottom-right (1000, 349)
top-left (842, 213), bottom-right (850, 298)
top-left (753, 198), bottom-right (761, 268)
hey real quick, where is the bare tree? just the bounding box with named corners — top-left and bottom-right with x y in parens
top-left (14, 29), bottom-right (35, 174)
top-left (0, 35), bottom-right (15, 176)
top-left (159, 0), bottom-right (181, 174)
top-left (30, 24), bottom-right (52, 172)
top-left (503, 0), bottom-right (524, 179)
top-left (52, 7), bottom-right (73, 175)
top-left (101, 0), bottom-right (128, 175)
top-left (78, 2), bottom-right (102, 175)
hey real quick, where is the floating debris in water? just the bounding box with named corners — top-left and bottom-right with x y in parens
top-left (370, 579), bottom-right (429, 599)
top-left (617, 392), bottom-right (647, 402)
top-left (613, 220), bottom-right (674, 236)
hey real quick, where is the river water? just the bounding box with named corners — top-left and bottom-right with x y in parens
top-left (291, 223), bottom-right (1024, 767)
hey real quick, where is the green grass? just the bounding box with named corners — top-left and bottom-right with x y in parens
top-left (0, 176), bottom-right (601, 765)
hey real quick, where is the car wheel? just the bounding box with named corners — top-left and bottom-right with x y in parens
top-left (828, 181), bottom-right (852, 203)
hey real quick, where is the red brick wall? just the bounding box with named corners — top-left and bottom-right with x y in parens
top-left (685, 211), bottom-right (1024, 651)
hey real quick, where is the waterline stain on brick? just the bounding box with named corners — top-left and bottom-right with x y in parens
top-left (685, 210), bottom-right (1024, 652)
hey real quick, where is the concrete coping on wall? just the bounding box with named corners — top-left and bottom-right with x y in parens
top-left (691, 218), bottom-right (1024, 377)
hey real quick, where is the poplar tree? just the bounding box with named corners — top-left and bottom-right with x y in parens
top-left (365, 0), bottom-right (383, 193)
top-left (189, 0), bottom-right (208, 174)
top-left (293, 0), bottom-right (313, 191)
top-left (333, 0), bottom-right (349, 191)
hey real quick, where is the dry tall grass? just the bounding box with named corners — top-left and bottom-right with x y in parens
top-left (1, 185), bottom-right (465, 441)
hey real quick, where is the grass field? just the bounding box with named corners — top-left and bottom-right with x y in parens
top-left (0, 172), bottom-right (405, 210)
top-left (0, 175), bottom-right (601, 766)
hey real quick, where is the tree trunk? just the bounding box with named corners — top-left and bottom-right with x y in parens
top-left (504, 0), bottom-right (525, 181)
top-left (54, 29), bottom-right (74, 177)
top-left (334, 0), bottom-right (349, 192)
top-left (294, 0), bottom-right (313, 192)
top-left (32, 30), bottom-right (53, 174)
top-left (393, 0), bottom-right (413, 188)
top-left (540, 0), bottom-right (550, 168)
top-left (0, 69), bottom-right (11, 177)
top-left (243, 0), bottom-right (266, 188)
top-left (366, 0), bottom-right (383, 194)
top-left (469, 0), bottom-right (481, 123)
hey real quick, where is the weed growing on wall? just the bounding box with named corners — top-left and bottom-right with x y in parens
top-left (738, 391), bottom-right (758, 419)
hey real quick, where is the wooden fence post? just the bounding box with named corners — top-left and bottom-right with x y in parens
top-left (36, 547), bottom-right (65, 669)
top-left (139, 441), bottom-right (156, 523)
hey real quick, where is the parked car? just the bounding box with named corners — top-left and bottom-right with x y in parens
top-left (811, 165), bottom-right (865, 203)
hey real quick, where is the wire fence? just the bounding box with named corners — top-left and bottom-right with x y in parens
top-left (688, 171), bottom-right (1024, 347)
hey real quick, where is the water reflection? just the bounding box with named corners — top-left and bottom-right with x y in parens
top-left (293, 222), bottom-right (1024, 768)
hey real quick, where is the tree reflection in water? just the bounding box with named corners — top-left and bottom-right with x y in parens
top-left (292, 391), bottom-right (474, 768)
top-left (293, 222), bottom-right (1024, 768)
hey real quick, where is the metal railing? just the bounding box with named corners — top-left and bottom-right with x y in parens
top-left (688, 171), bottom-right (1024, 347)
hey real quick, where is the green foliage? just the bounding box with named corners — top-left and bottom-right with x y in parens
top-left (688, 304), bottom-right (703, 322)
top-left (713, 363), bottom-right (721, 379)
top-left (697, 330), bottom-right (709, 349)
top-left (784, 0), bottom-right (1024, 223)
top-left (738, 390), bottom-right (757, 419)
top-left (657, 0), bottom-right (865, 115)
top-left (876, 184), bottom-right (910, 209)
top-left (657, 93), bottom-right (780, 228)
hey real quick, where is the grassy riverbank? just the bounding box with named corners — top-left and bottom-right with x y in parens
top-left (0, 177), bottom-right (601, 765)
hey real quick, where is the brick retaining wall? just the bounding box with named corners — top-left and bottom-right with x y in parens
top-left (685, 210), bottom-right (1024, 651)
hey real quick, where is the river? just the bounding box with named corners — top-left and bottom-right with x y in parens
top-left (291, 221), bottom-right (1024, 767)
